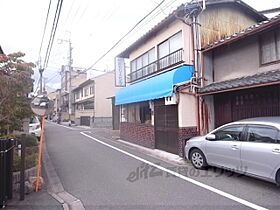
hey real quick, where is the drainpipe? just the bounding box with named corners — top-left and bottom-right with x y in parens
top-left (191, 1), bottom-right (205, 135)
top-left (191, 13), bottom-right (201, 135)
top-left (177, 1), bottom-right (205, 135)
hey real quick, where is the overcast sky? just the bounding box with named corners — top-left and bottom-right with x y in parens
top-left (1, 0), bottom-right (280, 90)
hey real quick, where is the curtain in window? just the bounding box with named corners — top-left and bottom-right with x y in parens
top-left (261, 31), bottom-right (277, 64)
top-left (169, 31), bottom-right (182, 52)
top-left (276, 28), bottom-right (280, 60)
top-left (158, 40), bottom-right (169, 59)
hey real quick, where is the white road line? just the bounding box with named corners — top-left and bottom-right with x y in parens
top-left (80, 131), bottom-right (268, 210)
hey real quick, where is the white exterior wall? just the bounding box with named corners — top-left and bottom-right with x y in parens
top-left (94, 72), bottom-right (120, 118)
top-left (74, 83), bottom-right (94, 103)
top-left (73, 81), bottom-right (94, 122)
top-left (75, 110), bottom-right (94, 118)
top-left (178, 92), bottom-right (197, 127)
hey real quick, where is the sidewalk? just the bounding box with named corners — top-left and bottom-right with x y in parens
top-left (90, 127), bottom-right (120, 140)
top-left (6, 166), bottom-right (62, 210)
top-left (89, 127), bottom-right (188, 166)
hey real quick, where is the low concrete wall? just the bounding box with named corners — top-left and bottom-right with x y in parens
top-left (93, 117), bottom-right (112, 128)
top-left (13, 166), bottom-right (36, 190)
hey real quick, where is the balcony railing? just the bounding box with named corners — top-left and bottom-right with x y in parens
top-left (128, 48), bottom-right (184, 83)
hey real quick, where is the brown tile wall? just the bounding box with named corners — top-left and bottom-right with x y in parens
top-left (120, 122), bottom-right (197, 157)
top-left (178, 127), bottom-right (198, 157)
top-left (120, 122), bottom-right (155, 148)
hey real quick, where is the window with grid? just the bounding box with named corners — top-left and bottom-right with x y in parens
top-left (130, 48), bottom-right (156, 72)
top-left (260, 28), bottom-right (280, 64)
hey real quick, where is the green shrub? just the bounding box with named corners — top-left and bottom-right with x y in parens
top-left (10, 134), bottom-right (38, 147)
top-left (13, 154), bottom-right (21, 172)
top-left (12, 134), bottom-right (38, 172)
top-left (13, 149), bottom-right (38, 172)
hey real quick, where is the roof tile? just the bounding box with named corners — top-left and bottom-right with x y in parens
top-left (199, 69), bottom-right (280, 94)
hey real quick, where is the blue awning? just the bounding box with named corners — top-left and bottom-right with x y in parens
top-left (115, 65), bottom-right (193, 105)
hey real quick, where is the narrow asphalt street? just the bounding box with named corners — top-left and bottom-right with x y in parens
top-left (44, 122), bottom-right (280, 210)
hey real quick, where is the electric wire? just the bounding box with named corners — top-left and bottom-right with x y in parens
top-left (45, 0), bottom-right (184, 90)
top-left (34, 77), bottom-right (41, 94)
top-left (127, 0), bottom-right (181, 39)
top-left (38, 0), bottom-right (52, 67)
top-left (63, 0), bottom-right (76, 29)
top-left (84, 0), bottom-right (166, 72)
top-left (43, 0), bottom-right (64, 69)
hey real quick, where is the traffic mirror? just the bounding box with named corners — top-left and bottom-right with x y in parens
top-left (31, 95), bottom-right (54, 116)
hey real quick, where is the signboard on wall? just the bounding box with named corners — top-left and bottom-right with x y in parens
top-left (115, 57), bottom-right (126, 87)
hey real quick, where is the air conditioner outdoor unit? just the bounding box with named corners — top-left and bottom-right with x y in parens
top-left (165, 94), bottom-right (178, 105)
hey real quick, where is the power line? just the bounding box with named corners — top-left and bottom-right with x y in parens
top-left (63, 0), bottom-right (76, 28)
top-left (34, 78), bottom-right (41, 94)
top-left (84, 0), bottom-right (166, 72)
top-left (44, 0), bottom-right (183, 91)
top-left (43, 0), bottom-right (64, 69)
top-left (46, 71), bottom-right (61, 83)
top-left (127, 0), bottom-right (180, 40)
top-left (38, 0), bottom-right (52, 67)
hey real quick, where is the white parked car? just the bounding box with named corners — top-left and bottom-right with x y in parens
top-left (185, 117), bottom-right (280, 185)
top-left (29, 116), bottom-right (41, 140)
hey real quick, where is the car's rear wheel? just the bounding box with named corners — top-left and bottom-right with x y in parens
top-left (276, 169), bottom-right (280, 186)
top-left (190, 149), bottom-right (208, 170)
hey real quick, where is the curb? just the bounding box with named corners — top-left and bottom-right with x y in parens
top-left (85, 130), bottom-right (189, 166)
top-left (117, 139), bottom-right (189, 166)
top-left (42, 141), bottom-right (85, 210)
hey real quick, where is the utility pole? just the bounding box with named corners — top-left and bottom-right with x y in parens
top-left (39, 68), bottom-right (44, 94)
top-left (68, 39), bottom-right (73, 125)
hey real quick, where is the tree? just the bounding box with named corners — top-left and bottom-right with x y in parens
top-left (0, 52), bottom-right (34, 135)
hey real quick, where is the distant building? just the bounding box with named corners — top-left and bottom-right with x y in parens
top-left (93, 72), bottom-right (120, 128)
top-left (72, 79), bottom-right (94, 126)
top-left (72, 72), bottom-right (120, 127)
top-left (60, 65), bottom-right (87, 121)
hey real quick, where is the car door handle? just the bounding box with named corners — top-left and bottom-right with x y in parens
top-left (231, 145), bottom-right (239, 150)
top-left (272, 148), bottom-right (280, 153)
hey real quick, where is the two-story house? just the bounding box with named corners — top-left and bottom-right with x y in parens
top-left (115, 0), bottom-right (265, 156)
top-left (72, 72), bottom-right (120, 127)
top-left (72, 79), bottom-right (95, 126)
top-left (200, 14), bottom-right (280, 132)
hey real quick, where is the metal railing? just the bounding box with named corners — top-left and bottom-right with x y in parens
top-left (0, 138), bottom-right (16, 208)
top-left (128, 48), bottom-right (184, 83)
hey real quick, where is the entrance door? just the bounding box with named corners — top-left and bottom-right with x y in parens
top-left (80, 116), bottom-right (90, 126)
top-left (111, 97), bottom-right (120, 130)
top-left (154, 99), bottom-right (178, 154)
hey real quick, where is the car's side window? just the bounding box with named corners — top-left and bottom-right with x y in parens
top-left (246, 126), bottom-right (278, 144)
top-left (213, 126), bottom-right (244, 141)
